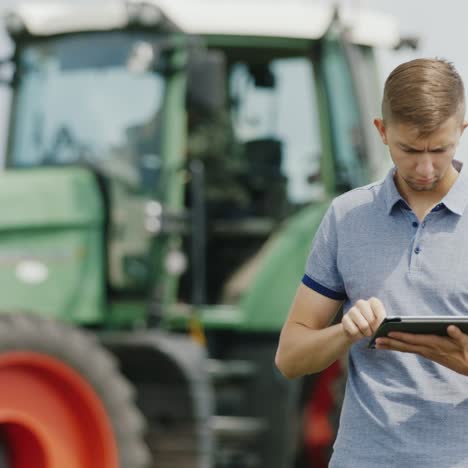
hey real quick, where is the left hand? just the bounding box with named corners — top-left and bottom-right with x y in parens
top-left (375, 325), bottom-right (468, 376)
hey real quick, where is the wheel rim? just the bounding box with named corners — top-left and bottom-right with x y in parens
top-left (0, 351), bottom-right (119, 468)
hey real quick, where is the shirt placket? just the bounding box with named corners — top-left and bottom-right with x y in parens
top-left (408, 204), bottom-right (443, 272)
top-left (408, 214), bottom-right (430, 272)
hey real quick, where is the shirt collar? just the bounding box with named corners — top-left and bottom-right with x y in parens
top-left (382, 160), bottom-right (468, 216)
top-left (441, 160), bottom-right (468, 215)
top-left (382, 167), bottom-right (407, 215)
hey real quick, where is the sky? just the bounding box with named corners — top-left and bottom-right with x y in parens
top-left (360, 0), bottom-right (468, 161)
top-left (0, 0), bottom-right (467, 160)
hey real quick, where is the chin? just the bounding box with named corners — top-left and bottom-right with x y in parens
top-left (407, 180), bottom-right (439, 192)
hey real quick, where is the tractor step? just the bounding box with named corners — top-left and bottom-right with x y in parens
top-left (210, 415), bottom-right (265, 441)
top-left (208, 359), bottom-right (258, 422)
top-left (207, 359), bottom-right (256, 382)
top-left (211, 416), bottom-right (265, 468)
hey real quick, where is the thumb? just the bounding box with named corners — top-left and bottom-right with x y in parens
top-left (447, 325), bottom-right (468, 346)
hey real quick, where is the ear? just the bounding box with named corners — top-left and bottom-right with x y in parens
top-left (461, 120), bottom-right (468, 134)
top-left (373, 118), bottom-right (388, 145)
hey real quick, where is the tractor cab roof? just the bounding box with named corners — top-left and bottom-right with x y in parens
top-left (2, 0), bottom-right (401, 49)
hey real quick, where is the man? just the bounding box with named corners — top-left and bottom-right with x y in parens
top-left (275, 58), bottom-right (468, 467)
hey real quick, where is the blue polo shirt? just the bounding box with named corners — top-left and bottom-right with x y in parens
top-left (303, 162), bottom-right (468, 468)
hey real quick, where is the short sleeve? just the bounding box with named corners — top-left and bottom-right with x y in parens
top-left (302, 202), bottom-right (347, 300)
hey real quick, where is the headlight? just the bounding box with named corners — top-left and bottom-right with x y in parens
top-left (164, 249), bottom-right (188, 276)
top-left (144, 200), bottom-right (162, 234)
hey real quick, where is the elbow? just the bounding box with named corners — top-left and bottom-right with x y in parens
top-left (274, 348), bottom-right (300, 380)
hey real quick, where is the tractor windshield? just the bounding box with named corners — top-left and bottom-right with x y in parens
top-left (189, 52), bottom-right (323, 226)
top-left (228, 57), bottom-right (322, 206)
top-left (8, 32), bottom-right (166, 187)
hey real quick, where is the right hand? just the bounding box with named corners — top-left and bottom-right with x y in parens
top-left (341, 297), bottom-right (386, 343)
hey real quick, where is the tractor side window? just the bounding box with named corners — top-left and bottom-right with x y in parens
top-left (320, 38), bottom-right (368, 190)
top-left (345, 44), bottom-right (393, 180)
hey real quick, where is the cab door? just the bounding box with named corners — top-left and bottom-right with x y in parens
top-left (317, 23), bottom-right (374, 192)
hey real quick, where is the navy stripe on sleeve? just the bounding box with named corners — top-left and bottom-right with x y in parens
top-left (302, 274), bottom-right (347, 301)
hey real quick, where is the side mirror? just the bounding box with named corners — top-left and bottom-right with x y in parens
top-left (187, 49), bottom-right (226, 116)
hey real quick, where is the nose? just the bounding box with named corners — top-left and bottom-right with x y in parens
top-left (415, 154), bottom-right (435, 178)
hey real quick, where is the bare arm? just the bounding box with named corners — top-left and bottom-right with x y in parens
top-left (275, 284), bottom-right (386, 378)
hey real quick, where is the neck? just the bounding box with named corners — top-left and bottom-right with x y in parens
top-left (395, 164), bottom-right (459, 218)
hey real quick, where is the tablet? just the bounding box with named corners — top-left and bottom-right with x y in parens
top-left (368, 316), bottom-right (468, 349)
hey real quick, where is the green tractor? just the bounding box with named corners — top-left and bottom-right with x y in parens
top-left (0, 1), bottom-right (409, 467)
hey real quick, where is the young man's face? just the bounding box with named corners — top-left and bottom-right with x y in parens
top-left (374, 115), bottom-right (468, 193)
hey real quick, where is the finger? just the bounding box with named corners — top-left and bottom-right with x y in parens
top-left (447, 325), bottom-right (468, 347)
top-left (388, 332), bottom-right (458, 351)
top-left (375, 337), bottom-right (429, 356)
top-left (342, 314), bottom-right (365, 341)
top-left (347, 307), bottom-right (372, 337)
top-left (355, 300), bottom-right (377, 333)
top-left (368, 297), bottom-right (387, 325)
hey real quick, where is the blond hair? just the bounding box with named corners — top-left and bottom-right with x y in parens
top-left (382, 58), bottom-right (465, 135)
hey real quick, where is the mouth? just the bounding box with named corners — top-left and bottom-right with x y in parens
top-left (413, 178), bottom-right (435, 185)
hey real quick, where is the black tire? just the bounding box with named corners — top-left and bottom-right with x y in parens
top-left (0, 313), bottom-right (150, 468)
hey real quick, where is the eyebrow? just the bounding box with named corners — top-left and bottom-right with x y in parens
top-left (398, 143), bottom-right (454, 152)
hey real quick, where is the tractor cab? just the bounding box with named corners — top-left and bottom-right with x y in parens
top-left (0, 0), bottom-right (227, 324)
top-left (0, 2), bottom-right (415, 468)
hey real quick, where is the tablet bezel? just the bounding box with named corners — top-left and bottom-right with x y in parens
top-left (368, 316), bottom-right (468, 349)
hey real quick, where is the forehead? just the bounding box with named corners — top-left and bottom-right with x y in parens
top-left (388, 116), bottom-right (462, 146)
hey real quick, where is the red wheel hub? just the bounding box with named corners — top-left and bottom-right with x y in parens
top-left (0, 351), bottom-right (119, 468)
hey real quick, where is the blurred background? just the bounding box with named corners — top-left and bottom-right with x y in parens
top-left (0, 2), bottom-right (464, 468)
top-left (2, 0), bottom-right (468, 160)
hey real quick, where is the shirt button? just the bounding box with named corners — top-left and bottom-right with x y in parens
top-left (422, 221), bottom-right (426, 228)
top-left (412, 222), bottom-right (418, 227)
top-left (414, 247), bottom-right (421, 254)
